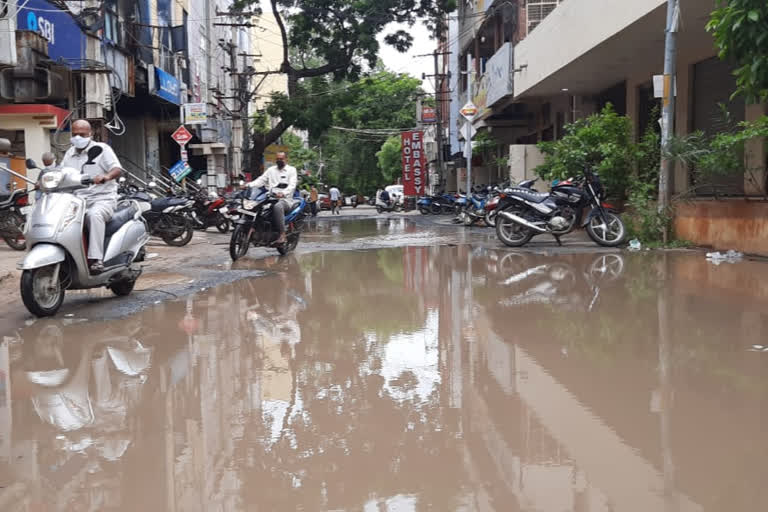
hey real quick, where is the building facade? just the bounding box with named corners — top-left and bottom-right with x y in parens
top-left (0, 0), bottom-right (259, 192)
top-left (444, 0), bottom-right (768, 252)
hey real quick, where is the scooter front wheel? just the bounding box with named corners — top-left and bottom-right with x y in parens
top-left (21, 266), bottom-right (65, 317)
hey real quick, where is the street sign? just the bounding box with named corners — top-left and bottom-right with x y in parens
top-left (180, 150), bottom-right (188, 162)
top-left (183, 103), bottom-right (208, 124)
top-left (460, 102), bottom-right (479, 122)
top-left (169, 160), bottom-right (192, 182)
top-left (171, 125), bottom-right (193, 146)
top-left (421, 106), bottom-right (436, 123)
top-left (462, 121), bottom-right (477, 140)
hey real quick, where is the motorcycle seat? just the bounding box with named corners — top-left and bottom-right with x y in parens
top-left (151, 197), bottom-right (188, 212)
top-left (508, 188), bottom-right (550, 204)
top-left (105, 203), bottom-right (139, 238)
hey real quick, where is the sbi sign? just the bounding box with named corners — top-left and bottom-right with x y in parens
top-left (17, 0), bottom-right (86, 61)
top-left (26, 10), bottom-right (56, 45)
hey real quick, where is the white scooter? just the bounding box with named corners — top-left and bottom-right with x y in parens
top-left (17, 147), bottom-right (150, 317)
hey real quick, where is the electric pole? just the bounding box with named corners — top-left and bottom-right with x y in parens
top-left (419, 49), bottom-right (451, 192)
top-left (658, 0), bottom-right (679, 239)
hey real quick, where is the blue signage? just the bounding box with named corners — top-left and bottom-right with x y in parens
top-left (154, 67), bottom-right (181, 105)
top-left (169, 160), bottom-right (192, 182)
top-left (17, 0), bottom-right (87, 63)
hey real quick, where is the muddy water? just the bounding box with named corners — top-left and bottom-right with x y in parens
top-left (1, 247), bottom-right (767, 511)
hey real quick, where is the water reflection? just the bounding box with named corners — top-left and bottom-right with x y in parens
top-left (0, 248), bottom-right (766, 510)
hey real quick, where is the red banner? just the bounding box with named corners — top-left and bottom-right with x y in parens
top-left (401, 130), bottom-right (427, 196)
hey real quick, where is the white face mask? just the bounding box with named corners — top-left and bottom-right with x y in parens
top-left (71, 135), bottom-right (91, 150)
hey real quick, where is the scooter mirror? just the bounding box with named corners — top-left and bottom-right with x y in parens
top-left (25, 158), bottom-right (38, 169)
top-left (86, 146), bottom-right (103, 164)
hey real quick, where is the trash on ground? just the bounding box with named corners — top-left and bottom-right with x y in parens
top-left (628, 239), bottom-right (642, 251)
top-left (706, 250), bottom-right (744, 265)
top-left (146, 253), bottom-right (159, 260)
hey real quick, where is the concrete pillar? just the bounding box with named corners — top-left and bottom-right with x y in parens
top-left (145, 119), bottom-right (160, 180)
top-left (744, 103), bottom-right (767, 196)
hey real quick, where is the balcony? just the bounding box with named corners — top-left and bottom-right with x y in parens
top-left (470, 42), bottom-right (515, 123)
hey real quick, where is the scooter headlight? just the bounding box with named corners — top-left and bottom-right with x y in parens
top-left (41, 171), bottom-right (63, 190)
top-left (58, 202), bottom-right (81, 233)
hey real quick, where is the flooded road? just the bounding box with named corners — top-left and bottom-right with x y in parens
top-left (1, 245), bottom-right (766, 511)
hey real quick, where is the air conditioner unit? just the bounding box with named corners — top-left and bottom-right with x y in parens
top-left (527, 0), bottom-right (564, 34)
top-left (0, 18), bottom-right (17, 67)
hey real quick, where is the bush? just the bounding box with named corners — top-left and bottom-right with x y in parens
top-left (535, 104), bottom-right (634, 198)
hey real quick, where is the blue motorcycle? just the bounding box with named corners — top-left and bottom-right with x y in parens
top-left (418, 193), bottom-right (457, 215)
top-left (229, 184), bottom-right (307, 260)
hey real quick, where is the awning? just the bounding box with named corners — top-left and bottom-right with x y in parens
top-left (0, 104), bottom-right (70, 128)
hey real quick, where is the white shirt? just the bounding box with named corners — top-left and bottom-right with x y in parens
top-left (60, 141), bottom-right (122, 201)
top-left (249, 164), bottom-right (298, 198)
top-left (329, 187), bottom-right (340, 201)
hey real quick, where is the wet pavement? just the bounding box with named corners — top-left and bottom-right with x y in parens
top-left (1, 241), bottom-right (767, 511)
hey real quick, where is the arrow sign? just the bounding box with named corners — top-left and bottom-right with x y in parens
top-left (171, 125), bottom-right (193, 146)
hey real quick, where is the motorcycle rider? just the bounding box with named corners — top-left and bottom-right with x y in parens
top-left (60, 119), bottom-right (123, 274)
top-left (247, 151), bottom-right (297, 246)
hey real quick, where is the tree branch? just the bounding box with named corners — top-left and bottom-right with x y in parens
top-left (270, 0), bottom-right (290, 71)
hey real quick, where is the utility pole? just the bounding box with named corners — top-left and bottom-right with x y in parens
top-left (434, 50), bottom-right (446, 190)
top-left (465, 53), bottom-right (473, 197)
top-left (658, 0), bottom-right (680, 239)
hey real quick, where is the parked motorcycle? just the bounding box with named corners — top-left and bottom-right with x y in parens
top-left (0, 180), bottom-right (30, 250)
top-left (119, 178), bottom-right (194, 247)
top-left (230, 184), bottom-right (308, 261)
top-left (19, 150), bottom-right (149, 316)
top-left (189, 185), bottom-right (230, 233)
top-left (456, 187), bottom-right (489, 226)
top-left (495, 168), bottom-right (626, 247)
top-left (484, 179), bottom-right (538, 228)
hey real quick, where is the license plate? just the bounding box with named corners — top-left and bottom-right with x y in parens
top-left (20, 206), bottom-right (32, 215)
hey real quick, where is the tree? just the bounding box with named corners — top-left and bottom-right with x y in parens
top-left (319, 71), bottom-right (423, 194)
top-left (244, 0), bottom-right (457, 163)
top-left (377, 136), bottom-right (402, 184)
top-left (708, 0), bottom-right (768, 103)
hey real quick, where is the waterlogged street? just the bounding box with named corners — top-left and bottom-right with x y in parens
top-left (1, 219), bottom-right (767, 511)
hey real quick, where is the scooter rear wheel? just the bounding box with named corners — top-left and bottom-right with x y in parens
top-left (21, 266), bottom-right (65, 317)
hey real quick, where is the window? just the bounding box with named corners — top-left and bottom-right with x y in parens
top-left (527, 0), bottom-right (565, 34)
top-left (104, 0), bottom-right (120, 45)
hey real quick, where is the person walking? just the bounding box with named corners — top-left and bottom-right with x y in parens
top-left (309, 185), bottom-right (319, 216)
top-left (329, 185), bottom-right (341, 215)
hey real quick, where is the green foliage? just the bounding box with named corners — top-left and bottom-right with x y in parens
top-left (535, 104), bottom-right (634, 198)
top-left (377, 136), bottom-right (402, 184)
top-left (707, 0), bottom-right (768, 103)
top-left (321, 71), bottom-right (424, 194)
top-left (247, 0), bottom-right (456, 158)
top-left (472, 131), bottom-right (497, 157)
top-left (282, 131), bottom-right (319, 172)
top-left (664, 114), bottom-right (768, 186)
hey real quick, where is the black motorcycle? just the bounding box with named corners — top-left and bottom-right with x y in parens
top-left (119, 180), bottom-right (194, 247)
top-left (495, 168), bottom-right (626, 247)
top-left (230, 184), bottom-right (308, 260)
top-left (0, 183), bottom-right (29, 250)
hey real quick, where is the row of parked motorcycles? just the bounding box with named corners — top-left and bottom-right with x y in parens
top-left (418, 168), bottom-right (626, 248)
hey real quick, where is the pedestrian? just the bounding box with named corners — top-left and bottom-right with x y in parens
top-left (310, 185), bottom-right (319, 216)
top-left (60, 119), bottom-right (123, 274)
top-left (35, 152), bottom-right (56, 200)
top-left (246, 151), bottom-right (297, 246)
top-left (329, 185), bottom-right (341, 215)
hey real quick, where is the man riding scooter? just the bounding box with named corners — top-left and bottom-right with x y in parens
top-left (247, 151), bottom-right (297, 246)
top-left (60, 120), bottom-right (123, 274)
